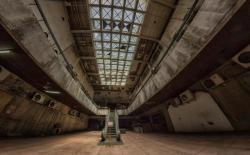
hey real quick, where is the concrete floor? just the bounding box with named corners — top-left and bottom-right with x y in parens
top-left (0, 131), bottom-right (250, 155)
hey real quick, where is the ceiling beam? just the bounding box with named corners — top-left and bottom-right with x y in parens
top-left (71, 29), bottom-right (92, 33)
top-left (80, 56), bottom-right (145, 63)
top-left (87, 72), bottom-right (138, 78)
top-left (152, 0), bottom-right (176, 9)
top-left (71, 29), bottom-right (160, 42)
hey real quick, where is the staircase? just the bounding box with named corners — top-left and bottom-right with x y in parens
top-left (107, 110), bottom-right (116, 137)
top-left (101, 109), bottom-right (121, 143)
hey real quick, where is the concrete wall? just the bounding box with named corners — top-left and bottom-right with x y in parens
top-left (36, 0), bottom-right (94, 98)
top-left (141, 0), bottom-right (176, 39)
top-left (168, 92), bottom-right (233, 132)
top-left (137, 54), bottom-right (250, 132)
top-left (0, 90), bottom-right (88, 136)
top-left (127, 0), bottom-right (246, 114)
top-left (0, 67), bottom-right (88, 136)
top-left (0, 0), bottom-right (98, 114)
top-left (205, 62), bottom-right (250, 130)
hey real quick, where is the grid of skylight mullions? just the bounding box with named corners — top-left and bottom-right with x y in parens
top-left (89, 0), bottom-right (148, 86)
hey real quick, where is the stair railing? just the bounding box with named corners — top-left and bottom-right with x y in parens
top-left (114, 109), bottom-right (121, 141)
top-left (101, 108), bottom-right (110, 141)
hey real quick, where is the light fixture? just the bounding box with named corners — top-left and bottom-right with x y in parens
top-left (0, 50), bottom-right (11, 54)
top-left (44, 90), bottom-right (61, 94)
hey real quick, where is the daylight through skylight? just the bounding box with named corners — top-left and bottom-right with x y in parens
top-left (89, 0), bottom-right (148, 86)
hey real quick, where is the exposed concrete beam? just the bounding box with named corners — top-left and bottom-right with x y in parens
top-left (81, 56), bottom-right (95, 60)
top-left (81, 56), bottom-right (145, 63)
top-left (127, 0), bottom-right (248, 115)
top-left (71, 29), bottom-right (92, 33)
top-left (152, 0), bottom-right (176, 9)
top-left (71, 29), bottom-right (160, 42)
top-left (87, 72), bottom-right (138, 78)
top-left (0, 0), bottom-right (99, 115)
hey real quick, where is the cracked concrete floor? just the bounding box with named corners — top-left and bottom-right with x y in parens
top-left (0, 131), bottom-right (250, 155)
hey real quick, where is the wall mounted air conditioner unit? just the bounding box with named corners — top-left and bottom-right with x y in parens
top-left (172, 97), bottom-right (182, 107)
top-left (0, 66), bottom-right (10, 81)
top-left (69, 109), bottom-right (80, 117)
top-left (179, 90), bottom-right (194, 103)
top-left (68, 109), bottom-right (75, 116)
top-left (203, 73), bottom-right (225, 89)
top-left (47, 100), bottom-right (57, 109)
top-left (32, 93), bottom-right (46, 104)
top-left (232, 45), bottom-right (250, 68)
top-left (75, 111), bottom-right (80, 117)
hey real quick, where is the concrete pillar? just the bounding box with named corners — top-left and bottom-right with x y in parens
top-left (160, 104), bottom-right (175, 132)
top-left (149, 115), bottom-right (154, 131)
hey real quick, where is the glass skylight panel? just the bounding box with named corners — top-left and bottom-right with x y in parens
top-left (103, 51), bottom-right (110, 58)
top-left (106, 70), bottom-right (110, 74)
top-left (90, 0), bottom-right (99, 4)
top-left (102, 7), bottom-right (112, 19)
top-left (121, 82), bottom-right (126, 86)
top-left (119, 52), bottom-right (126, 59)
top-left (95, 42), bottom-right (102, 49)
top-left (113, 22), bottom-right (120, 31)
top-left (112, 34), bottom-right (120, 42)
top-left (103, 33), bottom-right (111, 41)
top-left (103, 20), bottom-right (111, 30)
top-left (99, 69), bottom-right (104, 74)
top-left (102, 0), bottom-right (112, 5)
top-left (114, 0), bottom-right (124, 7)
top-left (112, 59), bottom-right (117, 63)
top-left (135, 12), bottom-right (144, 24)
top-left (105, 59), bottom-right (110, 64)
top-left (93, 20), bottom-right (100, 29)
top-left (111, 71), bottom-right (117, 75)
top-left (89, 0), bottom-right (148, 86)
top-left (132, 24), bottom-right (140, 34)
top-left (90, 7), bottom-right (100, 18)
top-left (96, 54), bottom-right (102, 58)
top-left (127, 53), bottom-right (133, 60)
top-left (118, 65), bottom-right (123, 70)
top-left (128, 45), bottom-right (135, 52)
top-left (125, 61), bottom-right (131, 65)
top-left (98, 64), bottom-right (103, 68)
top-left (125, 0), bottom-right (136, 9)
top-left (119, 60), bottom-right (124, 65)
top-left (123, 23), bottom-right (130, 32)
top-left (113, 9), bottom-right (123, 20)
top-left (94, 33), bottom-right (101, 41)
top-left (124, 70), bottom-right (129, 75)
top-left (121, 35), bottom-right (129, 42)
top-left (124, 10), bottom-right (134, 22)
top-left (96, 50), bottom-right (102, 55)
top-left (112, 43), bottom-right (119, 49)
top-left (124, 66), bottom-right (130, 70)
top-left (130, 36), bottom-right (137, 43)
top-left (138, 0), bottom-right (147, 11)
top-left (103, 43), bottom-right (111, 49)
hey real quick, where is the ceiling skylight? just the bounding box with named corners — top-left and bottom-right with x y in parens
top-left (89, 0), bottom-right (148, 86)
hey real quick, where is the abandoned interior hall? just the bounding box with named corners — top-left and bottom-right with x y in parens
top-left (0, 0), bottom-right (250, 154)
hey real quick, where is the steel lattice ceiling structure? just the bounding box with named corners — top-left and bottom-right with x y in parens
top-left (89, 0), bottom-right (148, 86)
top-left (66, 0), bottom-right (159, 105)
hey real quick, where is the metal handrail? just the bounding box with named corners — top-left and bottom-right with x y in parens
top-left (101, 108), bottom-right (110, 140)
top-left (34, 0), bottom-right (99, 110)
top-left (129, 0), bottom-right (203, 105)
top-left (114, 109), bottom-right (120, 140)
